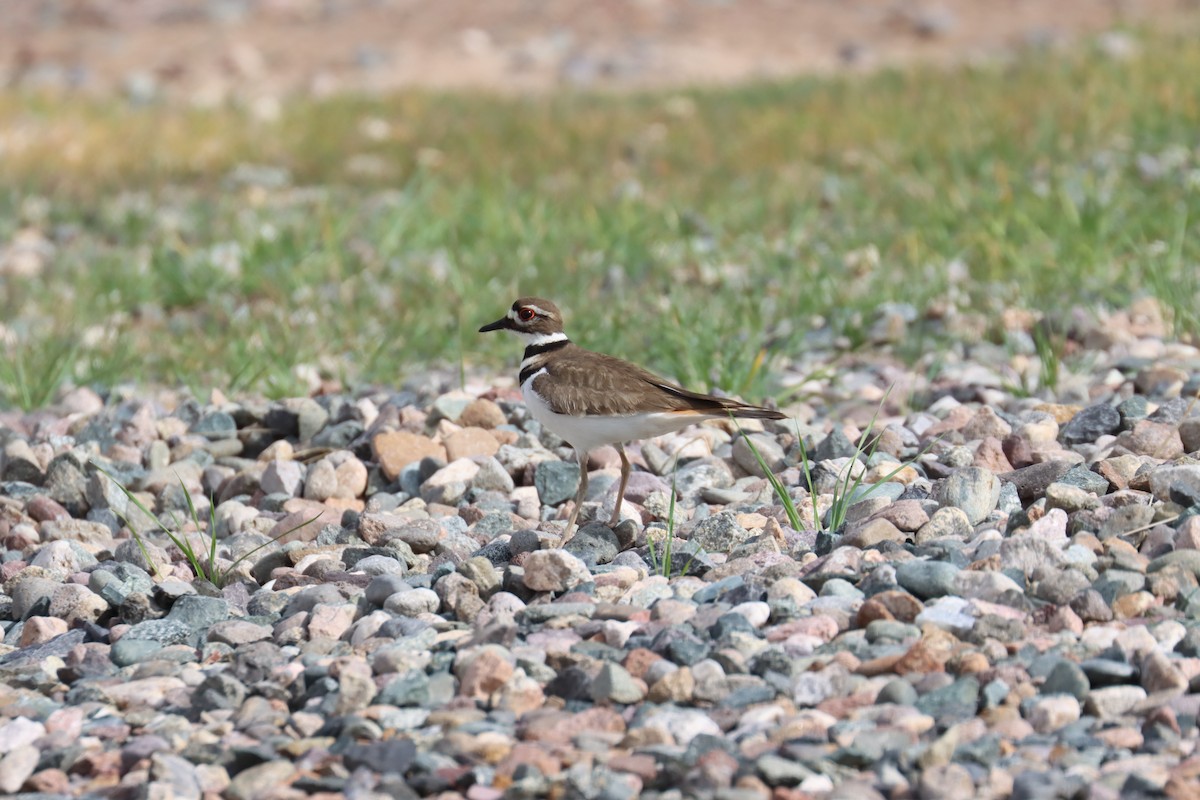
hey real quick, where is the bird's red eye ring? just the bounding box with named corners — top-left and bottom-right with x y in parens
top-left (518, 308), bottom-right (536, 321)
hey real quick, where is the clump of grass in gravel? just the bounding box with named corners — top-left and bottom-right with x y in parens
top-left (0, 333), bottom-right (78, 411)
top-left (3, 30), bottom-right (1200, 407)
top-left (96, 466), bottom-right (317, 587)
top-left (738, 394), bottom-right (936, 534)
top-left (645, 464), bottom-right (702, 578)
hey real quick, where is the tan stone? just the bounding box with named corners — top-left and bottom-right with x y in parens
top-left (521, 707), bottom-right (626, 742)
top-left (894, 640), bottom-right (948, 675)
top-left (973, 436), bottom-right (1013, 473)
top-left (924, 406), bottom-right (974, 437)
top-left (875, 499), bottom-right (931, 532)
top-left (459, 398), bottom-right (507, 429)
top-left (102, 677), bottom-right (187, 709)
top-left (269, 500), bottom-right (340, 543)
top-left (1034, 404), bottom-right (1081, 425)
top-left (372, 430), bottom-right (447, 481)
top-left (18, 616), bottom-right (68, 647)
top-left (307, 603), bottom-right (357, 640)
top-left (842, 517), bottom-right (906, 549)
top-left (953, 651), bottom-right (990, 675)
top-left (334, 457), bottom-right (369, 497)
top-left (457, 645), bottom-right (515, 700)
top-left (1114, 420), bottom-right (1184, 459)
top-left (494, 741), bottom-right (563, 779)
top-left (856, 652), bottom-right (904, 677)
top-left (622, 647), bottom-right (662, 680)
top-left (497, 671), bottom-right (545, 716)
top-left (877, 589), bottom-right (925, 622)
top-left (1135, 365), bottom-right (1188, 395)
top-left (443, 427), bottom-right (501, 461)
top-left (963, 407), bottom-right (1013, 440)
top-left (1111, 591), bottom-right (1156, 620)
top-left (1142, 651), bottom-right (1188, 694)
top-left (648, 667), bottom-right (695, 703)
top-left (1028, 695), bottom-right (1080, 733)
top-left (1176, 517), bottom-right (1200, 550)
top-left (855, 598), bottom-right (895, 627)
top-left (1094, 727), bottom-right (1144, 750)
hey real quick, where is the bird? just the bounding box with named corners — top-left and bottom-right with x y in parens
top-left (480, 296), bottom-right (785, 540)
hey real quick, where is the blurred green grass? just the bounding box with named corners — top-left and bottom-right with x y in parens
top-left (1, 31), bottom-right (1199, 409)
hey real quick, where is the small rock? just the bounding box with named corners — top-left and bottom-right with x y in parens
top-left (733, 434), bottom-right (785, 477)
top-left (373, 431), bottom-right (447, 481)
top-left (843, 517), bottom-right (906, 548)
top-left (1085, 685), bottom-right (1148, 719)
top-left (225, 761), bottom-right (295, 800)
top-left (534, 461), bottom-right (581, 507)
top-left (876, 499), bottom-right (931, 532)
top-left (1060, 404), bottom-right (1121, 444)
top-left (191, 411), bottom-right (237, 440)
top-left (472, 456), bottom-right (516, 493)
top-left (915, 506), bottom-right (973, 543)
top-left (1028, 695), bottom-right (1081, 733)
top-left (592, 661), bottom-right (646, 704)
top-left (1042, 660), bottom-right (1089, 699)
top-left (421, 458), bottom-right (480, 505)
top-left (303, 459), bottom-right (338, 501)
top-left (916, 763), bottom-right (975, 800)
top-left (523, 549), bottom-right (592, 592)
top-left (936, 467), bottom-right (1000, 525)
top-left (0, 745), bottom-right (39, 794)
top-left (444, 427), bottom-right (500, 461)
top-left (334, 456), bottom-right (368, 496)
top-left (456, 645), bottom-right (515, 699)
top-left (1141, 651), bottom-right (1187, 694)
top-left (459, 398), bottom-right (507, 429)
top-left (18, 616), bottom-right (68, 647)
top-left (896, 560), bottom-right (960, 600)
top-left (342, 739), bottom-right (417, 775)
top-left (690, 512), bottom-right (750, 552)
top-left (1044, 481), bottom-right (1099, 513)
top-left (260, 459), bottom-right (304, 496)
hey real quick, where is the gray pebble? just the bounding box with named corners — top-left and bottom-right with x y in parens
top-left (534, 460), bottom-right (580, 506)
top-left (895, 560), bottom-right (960, 600)
top-left (936, 467), bottom-right (1000, 525)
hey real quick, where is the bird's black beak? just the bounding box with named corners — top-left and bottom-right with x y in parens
top-left (479, 317), bottom-right (510, 333)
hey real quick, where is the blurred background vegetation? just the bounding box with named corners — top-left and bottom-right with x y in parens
top-left (2, 7), bottom-right (1199, 409)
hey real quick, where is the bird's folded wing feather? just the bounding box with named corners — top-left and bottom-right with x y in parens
top-left (532, 348), bottom-right (732, 417)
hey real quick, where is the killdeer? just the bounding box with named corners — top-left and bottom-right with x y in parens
top-left (480, 297), bottom-right (785, 540)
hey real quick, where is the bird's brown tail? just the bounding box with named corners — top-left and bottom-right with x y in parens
top-left (727, 403), bottom-right (786, 421)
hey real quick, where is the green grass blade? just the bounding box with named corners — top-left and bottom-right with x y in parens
top-left (229, 513), bottom-right (323, 573)
top-left (734, 417), bottom-right (803, 531)
top-left (91, 465), bottom-right (164, 579)
top-left (173, 475), bottom-right (211, 581)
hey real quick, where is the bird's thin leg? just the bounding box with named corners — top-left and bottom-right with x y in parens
top-left (608, 443), bottom-right (631, 527)
top-left (562, 448), bottom-right (589, 542)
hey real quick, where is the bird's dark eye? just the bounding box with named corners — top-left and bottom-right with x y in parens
top-left (518, 308), bottom-right (536, 321)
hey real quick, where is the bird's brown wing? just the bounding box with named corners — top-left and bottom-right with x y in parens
top-left (533, 346), bottom-right (781, 419)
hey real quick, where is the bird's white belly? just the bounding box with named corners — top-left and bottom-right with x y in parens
top-left (522, 373), bottom-right (703, 453)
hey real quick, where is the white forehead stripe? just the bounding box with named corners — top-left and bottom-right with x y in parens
top-left (514, 304), bottom-right (553, 318)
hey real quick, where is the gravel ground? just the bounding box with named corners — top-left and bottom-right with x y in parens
top-left (2, 299), bottom-right (1200, 798)
top-left (3, 0), bottom-right (1196, 99)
